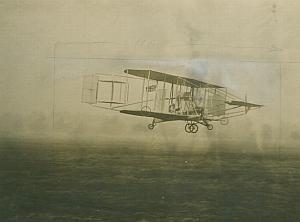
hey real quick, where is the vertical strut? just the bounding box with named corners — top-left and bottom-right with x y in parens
top-left (126, 69), bottom-right (129, 103)
top-left (141, 73), bottom-right (146, 110)
top-left (96, 79), bottom-right (99, 103)
top-left (110, 81), bottom-right (114, 108)
top-left (146, 69), bottom-right (150, 108)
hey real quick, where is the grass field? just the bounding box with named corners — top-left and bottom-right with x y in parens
top-left (0, 139), bottom-right (299, 221)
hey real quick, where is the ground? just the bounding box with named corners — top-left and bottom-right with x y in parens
top-left (0, 139), bottom-right (299, 222)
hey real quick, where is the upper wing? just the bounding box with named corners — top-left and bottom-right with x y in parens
top-left (124, 69), bottom-right (223, 88)
top-left (120, 110), bottom-right (190, 121)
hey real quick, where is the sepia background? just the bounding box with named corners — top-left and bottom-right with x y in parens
top-left (0, 0), bottom-right (299, 221)
top-left (1, 0), bottom-right (300, 151)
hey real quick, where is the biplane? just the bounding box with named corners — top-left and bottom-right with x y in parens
top-left (82, 69), bottom-right (263, 133)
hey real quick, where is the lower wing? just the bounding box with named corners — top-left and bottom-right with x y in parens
top-left (120, 110), bottom-right (193, 121)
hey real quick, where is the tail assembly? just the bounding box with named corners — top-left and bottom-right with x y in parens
top-left (226, 93), bottom-right (263, 114)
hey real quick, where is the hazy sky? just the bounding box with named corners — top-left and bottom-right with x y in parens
top-left (1, 0), bottom-right (300, 149)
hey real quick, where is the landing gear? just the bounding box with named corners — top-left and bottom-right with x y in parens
top-left (206, 124), bottom-right (213, 130)
top-left (147, 124), bottom-right (155, 130)
top-left (191, 124), bottom-right (198, 133)
top-left (185, 123), bottom-right (198, 133)
top-left (200, 119), bottom-right (214, 131)
top-left (220, 118), bottom-right (229, 125)
top-left (147, 119), bottom-right (156, 130)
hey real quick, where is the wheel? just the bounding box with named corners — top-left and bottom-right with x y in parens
top-left (220, 118), bottom-right (229, 125)
top-left (185, 123), bottom-right (191, 133)
top-left (185, 123), bottom-right (198, 133)
top-left (147, 124), bottom-right (155, 130)
top-left (191, 123), bottom-right (198, 133)
top-left (207, 124), bottom-right (213, 130)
